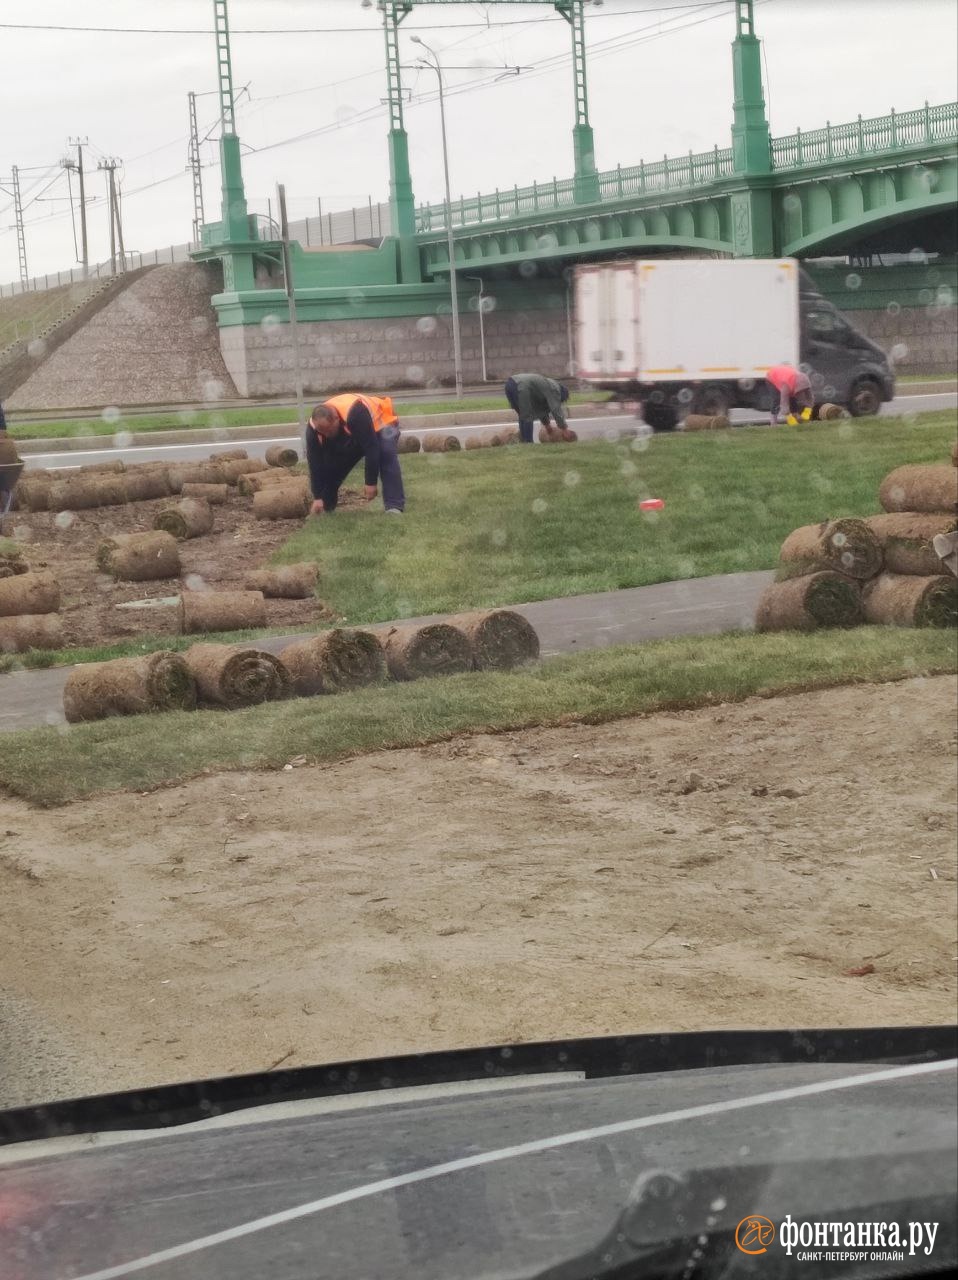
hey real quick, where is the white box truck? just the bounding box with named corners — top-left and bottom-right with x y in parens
top-left (574, 258), bottom-right (895, 430)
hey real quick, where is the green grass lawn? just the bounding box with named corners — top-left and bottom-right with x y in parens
top-left (274, 410), bottom-right (957, 624)
top-left (6, 392), bottom-right (607, 441)
top-left (1, 627), bottom-right (953, 806)
top-left (3, 408), bottom-right (954, 671)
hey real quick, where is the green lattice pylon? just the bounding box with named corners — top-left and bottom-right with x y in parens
top-left (213, 0), bottom-right (251, 245)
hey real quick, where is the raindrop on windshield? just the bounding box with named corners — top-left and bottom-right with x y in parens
top-left (416, 315), bottom-right (438, 335)
top-left (113, 430), bottom-right (133, 448)
top-left (518, 260), bottom-right (538, 279)
top-left (532, 498), bottom-right (548, 514)
top-left (27, 338), bottom-right (47, 360)
top-left (260, 313), bottom-right (282, 336)
top-left (844, 273), bottom-right (862, 291)
top-left (54, 511), bottom-right (76, 530)
top-left (102, 406), bottom-right (122, 425)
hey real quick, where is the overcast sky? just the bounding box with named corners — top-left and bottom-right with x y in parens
top-left (2, 0), bottom-right (956, 283)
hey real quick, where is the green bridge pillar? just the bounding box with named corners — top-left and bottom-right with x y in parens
top-left (729, 0), bottom-right (774, 257)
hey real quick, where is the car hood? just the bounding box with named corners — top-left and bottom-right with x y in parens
top-left (1, 1026), bottom-right (955, 1280)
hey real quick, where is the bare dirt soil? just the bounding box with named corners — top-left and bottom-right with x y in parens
top-left (1, 677), bottom-right (955, 1108)
top-left (1, 485), bottom-right (356, 647)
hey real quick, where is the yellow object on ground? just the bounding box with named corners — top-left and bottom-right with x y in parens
top-left (801, 407), bottom-right (813, 421)
top-left (786, 414), bottom-right (798, 426)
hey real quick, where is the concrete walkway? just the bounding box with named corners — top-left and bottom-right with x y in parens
top-left (0, 570), bottom-right (772, 735)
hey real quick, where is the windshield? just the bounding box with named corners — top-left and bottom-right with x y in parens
top-left (0, 2), bottom-right (956, 1279)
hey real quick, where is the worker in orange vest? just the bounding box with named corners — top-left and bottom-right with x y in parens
top-left (766, 364), bottom-right (814, 426)
top-left (306, 393), bottom-right (405, 515)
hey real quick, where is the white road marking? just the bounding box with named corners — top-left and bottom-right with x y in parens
top-left (69, 1056), bottom-right (956, 1280)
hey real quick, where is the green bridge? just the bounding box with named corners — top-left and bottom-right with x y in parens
top-left (194, 0), bottom-right (958, 395)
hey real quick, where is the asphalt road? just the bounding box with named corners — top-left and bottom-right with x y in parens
top-left (20, 392), bottom-right (957, 471)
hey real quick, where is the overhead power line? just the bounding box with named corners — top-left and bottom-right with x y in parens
top-left (0, 6), bottom-right (726, 36)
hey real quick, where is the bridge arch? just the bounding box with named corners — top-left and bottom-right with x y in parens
top-left (783, 189), bottom-right (957, 256)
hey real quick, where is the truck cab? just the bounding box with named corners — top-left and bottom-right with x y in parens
top-left (798, 277), bottom-right (896, 418)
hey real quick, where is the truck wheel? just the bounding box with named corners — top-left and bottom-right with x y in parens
top-left (848, 379), bottom-right (883, 418)
top-left (690, 384), bottom-right (732, 417)
top-left (643, 403), bottom-right (678, 432)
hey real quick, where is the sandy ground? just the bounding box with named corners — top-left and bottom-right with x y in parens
top-left (0, 476), bottom-right (356, 647)
top-left (1, 677), bottom-right (956, 1109)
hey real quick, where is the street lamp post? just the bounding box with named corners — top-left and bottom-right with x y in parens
top-left (411, 36), bottom-right (463, 400)
top-left (464, 275), bottom-right (487, 381)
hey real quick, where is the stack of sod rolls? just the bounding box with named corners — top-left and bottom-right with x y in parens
top-left (0, 568), bottom-right (63, 652)
top-left (756, 448), bottom-right (958, 632)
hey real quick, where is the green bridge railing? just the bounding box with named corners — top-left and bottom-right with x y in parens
top-left (415, 101), bottom-right (958, 235)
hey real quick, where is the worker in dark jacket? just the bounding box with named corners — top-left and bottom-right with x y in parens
top-left (504, 373), bottom-right (570, 443)
top-left (305, 392), bottom-right (405, 515)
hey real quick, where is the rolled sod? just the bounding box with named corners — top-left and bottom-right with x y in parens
top-left (449, 608), bottom-right (540, 670)
top-left (683, 414), bottom-right (730, 431)
top-left (865, 513), bottom-right (958, 577)
top-left (154, 497), bottom-right (215, 540)
top-left (817, 403), bottom-right (845, 420)
top-left (265, 445), bottom-right (299, 467)
top-left (243, 563), bottom-right (319, 599)
top-left (238, 470), bottom-right (294, 497)
top-left (218, 458), bottom-right (268, 485)
top-left (538, 426), bottom-right (563, 444)
top-left (559, 428), bottom-right (578, 442)
top-left (63, 651), bottom-right (197, 723)
top-left (97, 531), bottom-right (181, 582)
top-left (46, 476), bottom-right (127, 511)
top-left (181, 482), bottom-right (229, 505)
top-left (13, 478), bottom-right (50, 512)
top-left (464, 435), bottom-right (487, 451)
top-left (862, 573), bottom-right (958, 628)
top-left (182, 643), bottom-right (291, 709)
top-left (253, 482), bottom-right (311, 520)
top-left (778, 518), bottom-right (882, 581)
top-left (422, 434), bottom-right (462, 453)
top-left (755, 572), bottom-right (863, 632)
top-left (121, 469), bottom-right (172, 502)
top-left (879, 465), bottom-right (958, 515)
top-left (77, 460), bottom-right (125, 475)
top-left (397, 433), bottom-right (421, 455)
top-left (383, 622), bottom-right (473, 681)
top-left (167, 462), bottom-right (228, 493)
top-left (209, 449), bottom-right (248, 462)
top-left (180, 590), bottom-right (267, 634)
top-left (500, 428), bottom-right (520, 445)
top-left (0, 614), bottom-right (64, 652)
top-left (0, 571), bottom-right (60, 617)
top-left (280, 628), bottom-right (386, 695)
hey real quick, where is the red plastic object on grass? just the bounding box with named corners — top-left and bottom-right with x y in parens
top-left (639, 498), bottom-right (665, 511)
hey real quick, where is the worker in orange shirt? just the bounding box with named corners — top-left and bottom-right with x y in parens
top-left (305, 392), bottom-right (405, 515)
top-left (766, 364), bottom-right (814, 426)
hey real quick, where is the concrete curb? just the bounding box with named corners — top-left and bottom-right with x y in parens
top-left (13, 403), bottom-right (631, 454)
